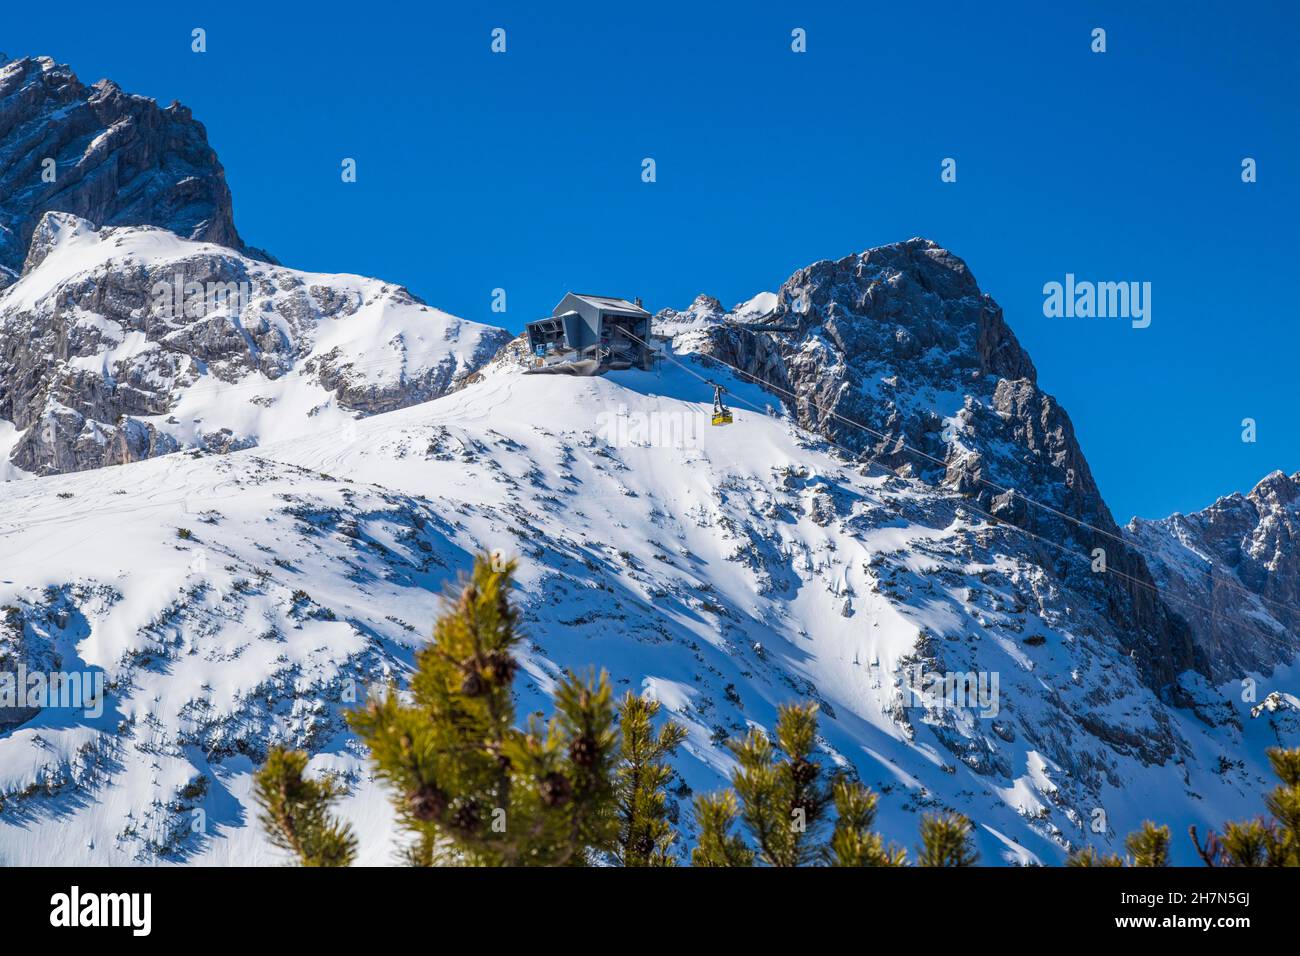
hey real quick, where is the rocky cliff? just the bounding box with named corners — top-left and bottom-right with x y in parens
top-left (655, 240), bottom-right (1203, 692)
top-left (0, 54), bottom-right (265, 288)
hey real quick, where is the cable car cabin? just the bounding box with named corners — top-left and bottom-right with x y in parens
top-left (524, 294), bottom-right (653, 376)
top-left (710, 383), bottom-right (733, 425)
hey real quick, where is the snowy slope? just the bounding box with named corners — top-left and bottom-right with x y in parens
top-left (1, 349), bottom-right (1294, 865)
top-left (0, 212), bottom-right (511, 476)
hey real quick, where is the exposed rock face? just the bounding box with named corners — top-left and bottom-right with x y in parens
top-left (1129, 470), bottom-right (1300, 682)
top-left (0, 54), bottom-right (266, 288)
top-left (0, 213), bottom-right (512, 476)
top-left (656, 239), bottom-right (1202, 691)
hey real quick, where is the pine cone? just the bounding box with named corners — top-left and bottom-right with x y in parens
top-left (538, 771), bottom-right (572, 807)
top-left (791, 758), bottom-right (819, 786)
top-left (407, 785), bottom-right (448, 822)
top-left (485, 651), bottom-right (518, 686)
top-left (460, 668), bottom-right (485, 697)
top-left (451, 801), bottom-right (482, 833)
top-left (568, 735), bottom-right (598, 768)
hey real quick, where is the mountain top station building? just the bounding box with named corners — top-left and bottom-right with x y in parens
top-left (524, 293), bottom-right (653, 375)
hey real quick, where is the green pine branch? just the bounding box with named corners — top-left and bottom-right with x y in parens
top-left (615, 691), bottom-right (687, 866)
top-left (347, 552), bottom-right (620, 866)
top-left (1189, 746), bottom-right (1300, 867)
top-left (828, 779), bottom-right (907, 866)
top-left (916, 812), bottom-right (979, 867)
top-left (253, 747), bottom-right (357, 867)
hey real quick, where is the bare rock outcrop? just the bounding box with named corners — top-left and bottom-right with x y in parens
top-left (0, 54), bottom-right (268, 288)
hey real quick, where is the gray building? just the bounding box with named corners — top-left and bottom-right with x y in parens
top-left (524, 293), bottom-right (653, 375)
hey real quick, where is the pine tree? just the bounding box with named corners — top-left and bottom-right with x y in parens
top-left (346, 553), bottom-right (620, 865)
top-left (1229, 820), bottom-right (1276, 866)
top-left (1066, 847), bottom-right (1124, 867)
top-left (1262, 747), bottom-right (1300, 864)
top-left (614, 691), bottom-right (687, 866)
top-left (691, 790), bottom-right (755, 867)
top-left (916, 812), bottom-right (979, 866)
top-left (827, 778), bottom-right (907, 866)
top-left (253, 747), bottom-right (357, 867)
top-left (726, 702), bottom-right (834, 866)
top-left (1070, 822), bottom-right (1171, 867)
top-left (1124, 821), bottom-right (1170, 867)
top-left (693, 703), bottom-right (934, 867)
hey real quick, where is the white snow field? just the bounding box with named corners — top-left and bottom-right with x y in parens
top-left (0, 350), bottom-right (1294, 865)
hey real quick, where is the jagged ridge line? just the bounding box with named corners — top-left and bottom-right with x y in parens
top-left (704, 325), bottom-right (1295, 620)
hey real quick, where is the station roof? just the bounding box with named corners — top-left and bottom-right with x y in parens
top-left (563, 293), bottom-right (649, 316)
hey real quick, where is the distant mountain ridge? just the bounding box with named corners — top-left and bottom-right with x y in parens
top-left (1128, 469), bottom-right (1300, 681)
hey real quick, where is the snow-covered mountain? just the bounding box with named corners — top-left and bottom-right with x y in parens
top-left (1, 284), bottom-right (1295, 865)
top-left (1128, 470), bottom-right (1300, 682)
top-left (655, 242), bottom-right (1199, 692)
top-left (0, 212), bottom-right (510, 477)
top-left (0, 61), bottom-right (1293, 859)
top-left (0, 54), bottom-right (265, 289)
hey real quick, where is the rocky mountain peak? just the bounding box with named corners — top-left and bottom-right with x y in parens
top-left (1248, 468), bottom-right (1300, 508)
top-left (0, 54), bottom-right (267, 288)
top-left (780, 239), bottom-right (1037, 384)
top-left (657, 238), bottom-right (1200, 691)
top-left (655, 293), bottom-right (726, 331)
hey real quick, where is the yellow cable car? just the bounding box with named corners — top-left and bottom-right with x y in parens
top-left (711, 383), bottom-right (733, 426)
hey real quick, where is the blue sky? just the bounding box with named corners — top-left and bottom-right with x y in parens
top-left (5, 1), bottom-right (1296, 520)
